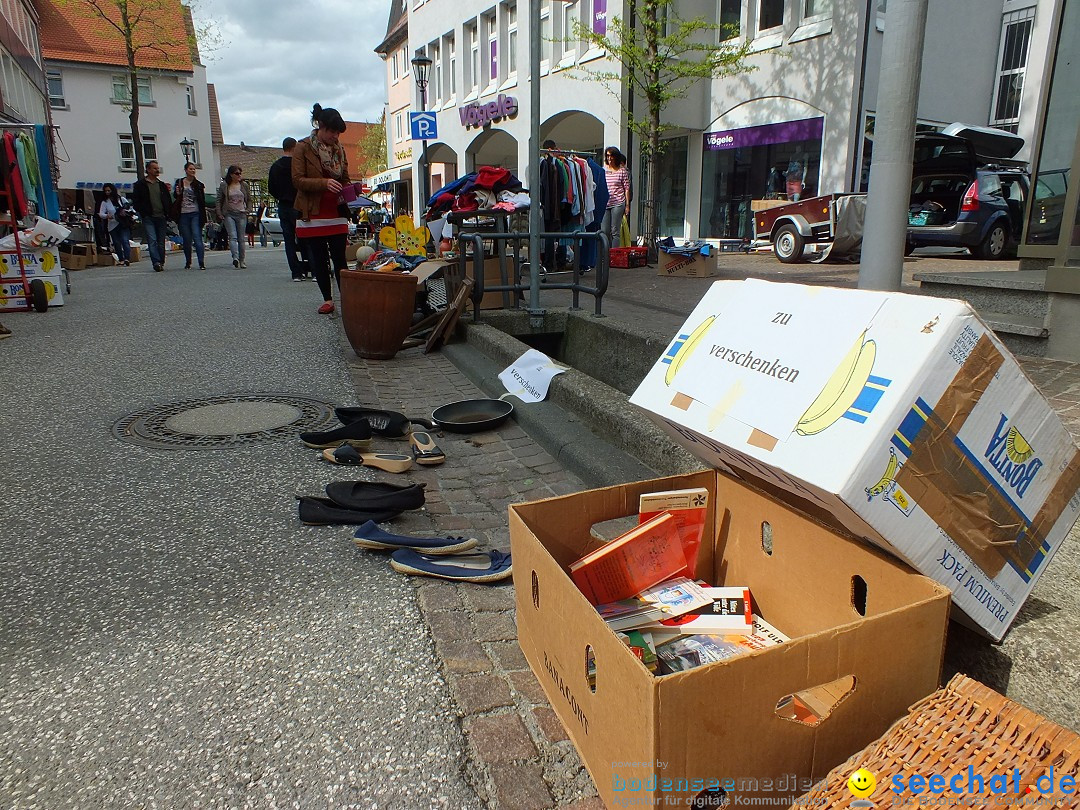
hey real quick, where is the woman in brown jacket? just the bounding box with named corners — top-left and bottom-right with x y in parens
top-left (292, 103), bottom-right (350, 314)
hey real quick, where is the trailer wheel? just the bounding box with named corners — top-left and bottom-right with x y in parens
top-left (774, 224), bottom-right (806, 263)
top-left (30, 279), bottom-right (49, 312)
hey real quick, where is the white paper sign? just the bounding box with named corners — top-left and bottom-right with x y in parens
top-left (499, 349), bottom-right (567, 403)
top-left (674, 279), bottom-right (885, 438)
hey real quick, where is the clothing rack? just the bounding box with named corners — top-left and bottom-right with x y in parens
top-left (540, 148), bottom-right (598, 158)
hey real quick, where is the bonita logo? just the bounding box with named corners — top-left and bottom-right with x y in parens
top-left (984, 413), bottom-right (1042, 498)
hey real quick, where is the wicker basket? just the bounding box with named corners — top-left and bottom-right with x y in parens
top-left (792, 675), bottom-right (1080, 809)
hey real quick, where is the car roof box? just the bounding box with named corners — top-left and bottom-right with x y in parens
top-left (941, 122), bottom-right (1024, 160)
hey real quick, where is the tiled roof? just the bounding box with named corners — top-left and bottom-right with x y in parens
top-left (39, 0), bottom-right (194, 72)
top-left (207, 84), bottom-right (223, 145)
top-left (216, 144), bottom-right (280, 185)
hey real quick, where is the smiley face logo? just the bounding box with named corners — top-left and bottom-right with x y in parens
top-left (847, 768), bottom-right (877, 800)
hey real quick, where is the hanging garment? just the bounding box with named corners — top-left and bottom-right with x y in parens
top-left (33, 125), bottom-right (60, 222)
top-left (2, 132), bottom-right (27, 220)
top-left (15, 134), bottom-right (39, 210)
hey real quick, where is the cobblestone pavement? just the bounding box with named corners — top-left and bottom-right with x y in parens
top-left (3, 244), bottom-right (1076, 810)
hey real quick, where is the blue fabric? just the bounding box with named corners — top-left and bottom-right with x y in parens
top-left (427, 174), bottom-right (473, 208)
top-left (222, 212), bottom-right (246, 262)
top-left (178, 211), bottom-right (205, 266)
top-left (142, 215), bottom-right (167, 267)
top-left (278, 206), bottom-right (309, 278)
top-left (33, 125), bottom-right (60, 221)
top-left (110, 225), bottom-right (131, 262)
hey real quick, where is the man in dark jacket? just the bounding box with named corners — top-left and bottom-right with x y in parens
top-left (267, 137), bottom-right (310, 280)
top-left (131, 160), bottom-right (173, 272)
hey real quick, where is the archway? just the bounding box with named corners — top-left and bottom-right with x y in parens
top-left (465, 129), bottom-right (518, 174)
top-left (426, 142), bottom-right (459, 197)
top-left (540, 110), bottom-right (605, 156)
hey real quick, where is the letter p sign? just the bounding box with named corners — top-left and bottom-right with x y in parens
top-left (410, 112), bottom-right (438, 140)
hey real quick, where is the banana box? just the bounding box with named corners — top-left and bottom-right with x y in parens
top-left (629, 278), bottom-right (1080, 641)
top-left (0, 246), bottom-right (63, 279)
top-left (0, 271), bottom-right (65, 307)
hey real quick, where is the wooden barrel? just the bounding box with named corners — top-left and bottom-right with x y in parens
top-left (339, 268), bottom-right (418, 360)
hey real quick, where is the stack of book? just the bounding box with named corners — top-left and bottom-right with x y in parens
top-left (570, 488), bottom-right (790, 678)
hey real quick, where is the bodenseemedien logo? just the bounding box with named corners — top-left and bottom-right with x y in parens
top-left (847, 768), bottom-right (877, 807)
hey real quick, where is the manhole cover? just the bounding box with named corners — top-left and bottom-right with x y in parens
top-left (112, 393), bottom-right (338, 449)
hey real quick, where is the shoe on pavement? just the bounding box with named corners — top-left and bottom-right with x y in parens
top-left (292, 277), bottom-right (304, 282)
top-left (233, 259), bottom-right (239, 268)
top-left (319, 446), bottom-right (413, 473)
top-left (333, 407), bottom-right (412, 438)
top-left (184, 264), bottom-right (191, 269)
top-left (153, 263), bottom-right (163, 272)
top-left (297, 497), bottom-right (402, 526)
top-left (199, 265), bottom-right (206, 271)
top-left (352, 521), bottom-right (476, 554)
top-left (298, 420), bottom-right (372, 449)
top-left (324, 480), bottom-right (425, 512)
top-left (318, 301), bottom-right (335, 314)
top-left (240, 261), bottom-right (247, 269)
top-left (389, 549), bottom-right (512, 582)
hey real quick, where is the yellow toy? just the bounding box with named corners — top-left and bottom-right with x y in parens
top-left (378, 215), bottom-right (430, 257)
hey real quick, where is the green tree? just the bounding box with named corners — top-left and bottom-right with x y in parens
top-left (354, 111), bottom-right (388, 177)
top-left (79, 0), bottom-right (213, 178)
top-left (573, 0), bottom-right (754, 249)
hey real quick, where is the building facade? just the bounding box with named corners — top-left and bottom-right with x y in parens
top-left (394, 0), bottom-right (1051, 243)
top-left (39, 0), bottom-right (213, 201)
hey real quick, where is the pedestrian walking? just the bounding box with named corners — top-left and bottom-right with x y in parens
top-left (131, 160), bottom-right (173, 272)
top-left (98, 183), bottom-right (133, 266)
top-left (172, 162), bottom-right (207, 270)
top-left (293, 103), bottom-right (350, 314)
top-left (268, 137), bottom-right (312, 281)
top-left (216, 165), bottom-right (250, 268)
top-left (602, 146), bottom-right (632, 251)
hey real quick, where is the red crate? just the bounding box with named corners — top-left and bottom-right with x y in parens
top-left (609, 246), bottom-right (648, 268)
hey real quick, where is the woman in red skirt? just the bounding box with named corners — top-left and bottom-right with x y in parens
top-left (292, 103), bottom-right (350, 314)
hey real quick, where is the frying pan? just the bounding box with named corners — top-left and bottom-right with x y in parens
top-left (415, 397), bottom-right (514, 433)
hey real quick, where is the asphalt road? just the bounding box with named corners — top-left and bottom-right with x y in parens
top-left (0, 246), bottom-right (482, 809)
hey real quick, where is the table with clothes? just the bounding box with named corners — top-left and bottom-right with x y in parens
top-left (538, 151), bottom-right (608, 273)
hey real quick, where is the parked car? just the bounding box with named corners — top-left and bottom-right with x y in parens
top-left (260, 216), bottom-right (283, 246)
top-left (756, 123), bottom-right (1028, 262)
top-left (905, 125), bottom-right (1028, 259)
top-left (1026, 167), bottom-right (1069, 245)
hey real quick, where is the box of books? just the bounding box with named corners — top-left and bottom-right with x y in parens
top-left (629, 279), bottom-right (1080, 642)
top-left (509, 470), bottom-right (950, 810)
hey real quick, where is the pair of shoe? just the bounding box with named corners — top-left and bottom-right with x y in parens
top-left (297, 480), bottom-right (426, 525)
top-left (352, 520), bottom-right (476, 554)
top-left (317, 301), bottom-right (335, 314)
top-left (390, 548), bottom-right (512, 583)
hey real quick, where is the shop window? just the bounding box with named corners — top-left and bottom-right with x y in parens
top-left (119, 134), bottom-right (157, 172)
top-left (657, 136), bottom-right (689, 238)
top-left (46, 68), bottom-right (65, 109)
top-left (989, 8), bottom-right (1035, 134)
top-left (719, 0), bottom-right (741, 40)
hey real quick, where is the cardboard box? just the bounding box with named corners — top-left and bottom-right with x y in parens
top-left (93, 253), bottom-right (116, 267)
top-left (63, 253), bottom-right (89, 271)
top-left (658, 249), bottom-right (719, 278)
top-left (1, 247), bottom-right (63, 279)
top-left (630, 279), bottom-right (1080, 641)
top-left (129, 246), bottom-right (142, 263)
top-left (461, 256), bottom-right (512, 310)
top-left (510, 470), bottom-right (950, 809)
top-left (0, 271), bottom-right (65, 307)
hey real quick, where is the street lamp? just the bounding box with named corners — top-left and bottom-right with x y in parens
top-left (179, 137), bottom-right (194, 164)
top-left (411, 54), bottom-right (433, 215)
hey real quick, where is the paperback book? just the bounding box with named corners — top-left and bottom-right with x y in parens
top-left (638, 487), bottom-right (709, 577)
top-left (595, 577), bottom-right (713, 632)
top-left (645, 586), bottom-right (753, 636)
top-left (570, 512), bottom-right (686, 604)
top-left (653, 615), bottom-right (790, 673)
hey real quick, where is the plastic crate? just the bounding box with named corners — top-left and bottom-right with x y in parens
top-left (609, 246), bottom-right (649, 268)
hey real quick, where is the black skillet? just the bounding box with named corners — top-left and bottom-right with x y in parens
top-left (412, 397), bottom-right (514, 433)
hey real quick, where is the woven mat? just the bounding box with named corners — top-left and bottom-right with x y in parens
top-left (793, 674), bottom-right (1080, 809)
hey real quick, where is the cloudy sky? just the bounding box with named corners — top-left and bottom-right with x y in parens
top-left (189, 0), bottom-right (392, 147)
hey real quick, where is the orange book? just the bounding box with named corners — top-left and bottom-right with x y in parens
top-left (569, 512), bottom-right (685, 605)
top-left (638, 487), bottom-right (708, 578)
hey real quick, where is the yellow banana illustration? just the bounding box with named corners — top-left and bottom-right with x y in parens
top-left (664, 315), bottom-right (715, 386)
top-left (796, 333), bottom-right (876, 436)
top-left (41, 250), bottom-right (55, 272)
top-left (865, 450), bottom-right (899, 499)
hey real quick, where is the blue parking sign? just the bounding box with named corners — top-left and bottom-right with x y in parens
top-left (410, 112), bottom-right (438, 140)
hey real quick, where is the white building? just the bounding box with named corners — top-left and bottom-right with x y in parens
top-left (39, 0), bottom-right (213, 200)
top-left (394, 0), bottom-right (1052, 242)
